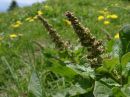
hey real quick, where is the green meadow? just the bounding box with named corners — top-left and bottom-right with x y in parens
top-left (0, 0), bottom-right (130, 97)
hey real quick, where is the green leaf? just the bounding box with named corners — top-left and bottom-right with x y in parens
top-left (52, 83), bottom-right (87, 97)
top-left (106, 39), bottom-right (115, 52)
top-left (100, 78), bottom-right (120, 87)
top-left (119, 24), bottom-right (130, 57)
top-left (122, 63), bottom-right (130, 84)
top-left (112, 87), bottom-right (126, 97)
top-left (93, 81), bottom-right (112, 97)
top-left (46, 59), bottom-right (78, 80)
top-left (28, 71), bottom-right (43, 97)
top-left (103, 58), bottom-right (119, 72)
top-left (121, 52), bottom-right (130, 67)
top-left (121, 84), bottom-right (130, 97)
top-left (96, 66), bottom-right (108, 74)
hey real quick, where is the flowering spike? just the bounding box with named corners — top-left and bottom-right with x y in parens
top-left (38, 15), bottom-right (68, 50)
top-left (65, 11), bottom-right (105, 67)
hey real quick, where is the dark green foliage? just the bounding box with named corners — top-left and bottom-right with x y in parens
top-left (8, 0), bottom-right (19, 11)
top-left (119, 24), bottom-right (130, 58)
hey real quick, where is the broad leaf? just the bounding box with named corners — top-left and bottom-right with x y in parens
top-left (121, 52), bottom-right (130, 67)
top-left (52, 83), bottom-right (87, 97)
top-left (112, 87), bottom-right (126, 97)
top-left (93, 81), bottom-right (112, 97)
top-left (103, 58), bottom-right (119, 72)
top-left (47, 60), bottom-right (78, 80)
top-left (121, 84), bottom-right (130, 97)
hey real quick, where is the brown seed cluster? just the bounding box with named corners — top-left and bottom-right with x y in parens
top-left (65, 11), bottom-right (104, 67)
top-left (38, 15), bottom-right (68, 50)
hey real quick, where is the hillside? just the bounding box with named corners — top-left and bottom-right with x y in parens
top-left (0, 0), bottom-right (130, 97)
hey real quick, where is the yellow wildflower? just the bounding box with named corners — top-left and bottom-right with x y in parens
top-left (64, 19), bottom-right (71, 25)
top-left (11, 24), bottom-right (21, 28)
top-left (110, 14), bottom-right (118, 19)
top-left (106, 15), bottom-right (111, 19)
top-left (9, 34), bottom-right (17, 38)
top-left (33, 15), bottom-right (38, 19)
top-left (25, 17), bottom-right (32, 21)
top-left (44, 5), bottom-right (50, 9)
top-left (11, 20), bottom-right (22, 28)
top-left (114, 33), bottom-right (119, 39)
top-left (104, 20), bottom-right (110, 25)
top-left (98, 16), bottom-right (104, 21)
top-left (25, 17), bottom-right (35, 22)
top-left (37, 10), bottom-right (43, 15)
top-left (29, 19), bottom-right (34, 22)
top-left (16, 21), bottom-right (22, 25)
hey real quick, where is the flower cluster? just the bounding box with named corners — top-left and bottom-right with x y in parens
top-left (11, 20), bottom-right (22, 28)
top-left (65, 11), bottom-right (105, 67)
top-left (98, 9), bottom-right (118, 25)
top-left (38, 15), bottom-right (69, 50)
top-left (9, 33), bottom-right (23, 39)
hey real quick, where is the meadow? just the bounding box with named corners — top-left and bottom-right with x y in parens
top-left (0, 0), bottom-right (130, 97)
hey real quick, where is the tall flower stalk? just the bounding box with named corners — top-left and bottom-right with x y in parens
top-left (65, 11), bottom-right (105, 67)
top-left (38, 15), bottom-right (76, 62)
top-left (38, 15), bottom-right (68, 50)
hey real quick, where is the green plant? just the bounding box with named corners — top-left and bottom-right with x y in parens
top-left (8, 0), bottom-right (19, 11)
top-left (1, 0), bottom-right (130, 96)
top-left (27, 12), bottom-right (130, 97)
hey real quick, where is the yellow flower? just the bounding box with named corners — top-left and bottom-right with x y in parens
top-left (11, 24), bottom-right (21, 28)
top-left (25, 17), bottom-right (35, 22)
top-left (29, 19), bottom-right (34, 22)
top-left (106, 15), bottom-right (111, 19)
top-left (110, 14), bottom-right (118, 19)
top-left (9, 34), bottom-right (17, 38)
top-left (25, 17), bottom-right (32, 21)
top-left (11, 20), bottom-right (22, 28)
top-left (104, 20), bottom-right (110, 25)
top-left (33, 15), bottom-right (38, 19)
top-left (114, 33), bottom-right (119, 39)
top-left (44, 5), bottom-right (50, 9)
top-left (37, 10), bottom-right (43, 15)
top-left (16, 21), bottom-right (22, 25)
top-left (64, 19), bottom-right (71, 25)
top-left (98, 16), bottom-right (104, 21)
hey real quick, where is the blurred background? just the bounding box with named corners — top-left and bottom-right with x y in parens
top-left (0, 0), bottom-right (44, 12)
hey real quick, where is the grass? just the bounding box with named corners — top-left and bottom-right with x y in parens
top-left (0, 0), bottom-right (130, 97)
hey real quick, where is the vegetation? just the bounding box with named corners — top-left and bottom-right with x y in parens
top-left (8, 0), bottom-right (19, 11)
top-left (0, 0), bottom-right (130, 97)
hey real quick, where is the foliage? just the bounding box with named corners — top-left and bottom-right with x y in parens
top-left (8, 0), bottom-right (19, 11)
top-left (0, 0), bottom-right (130, 97)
